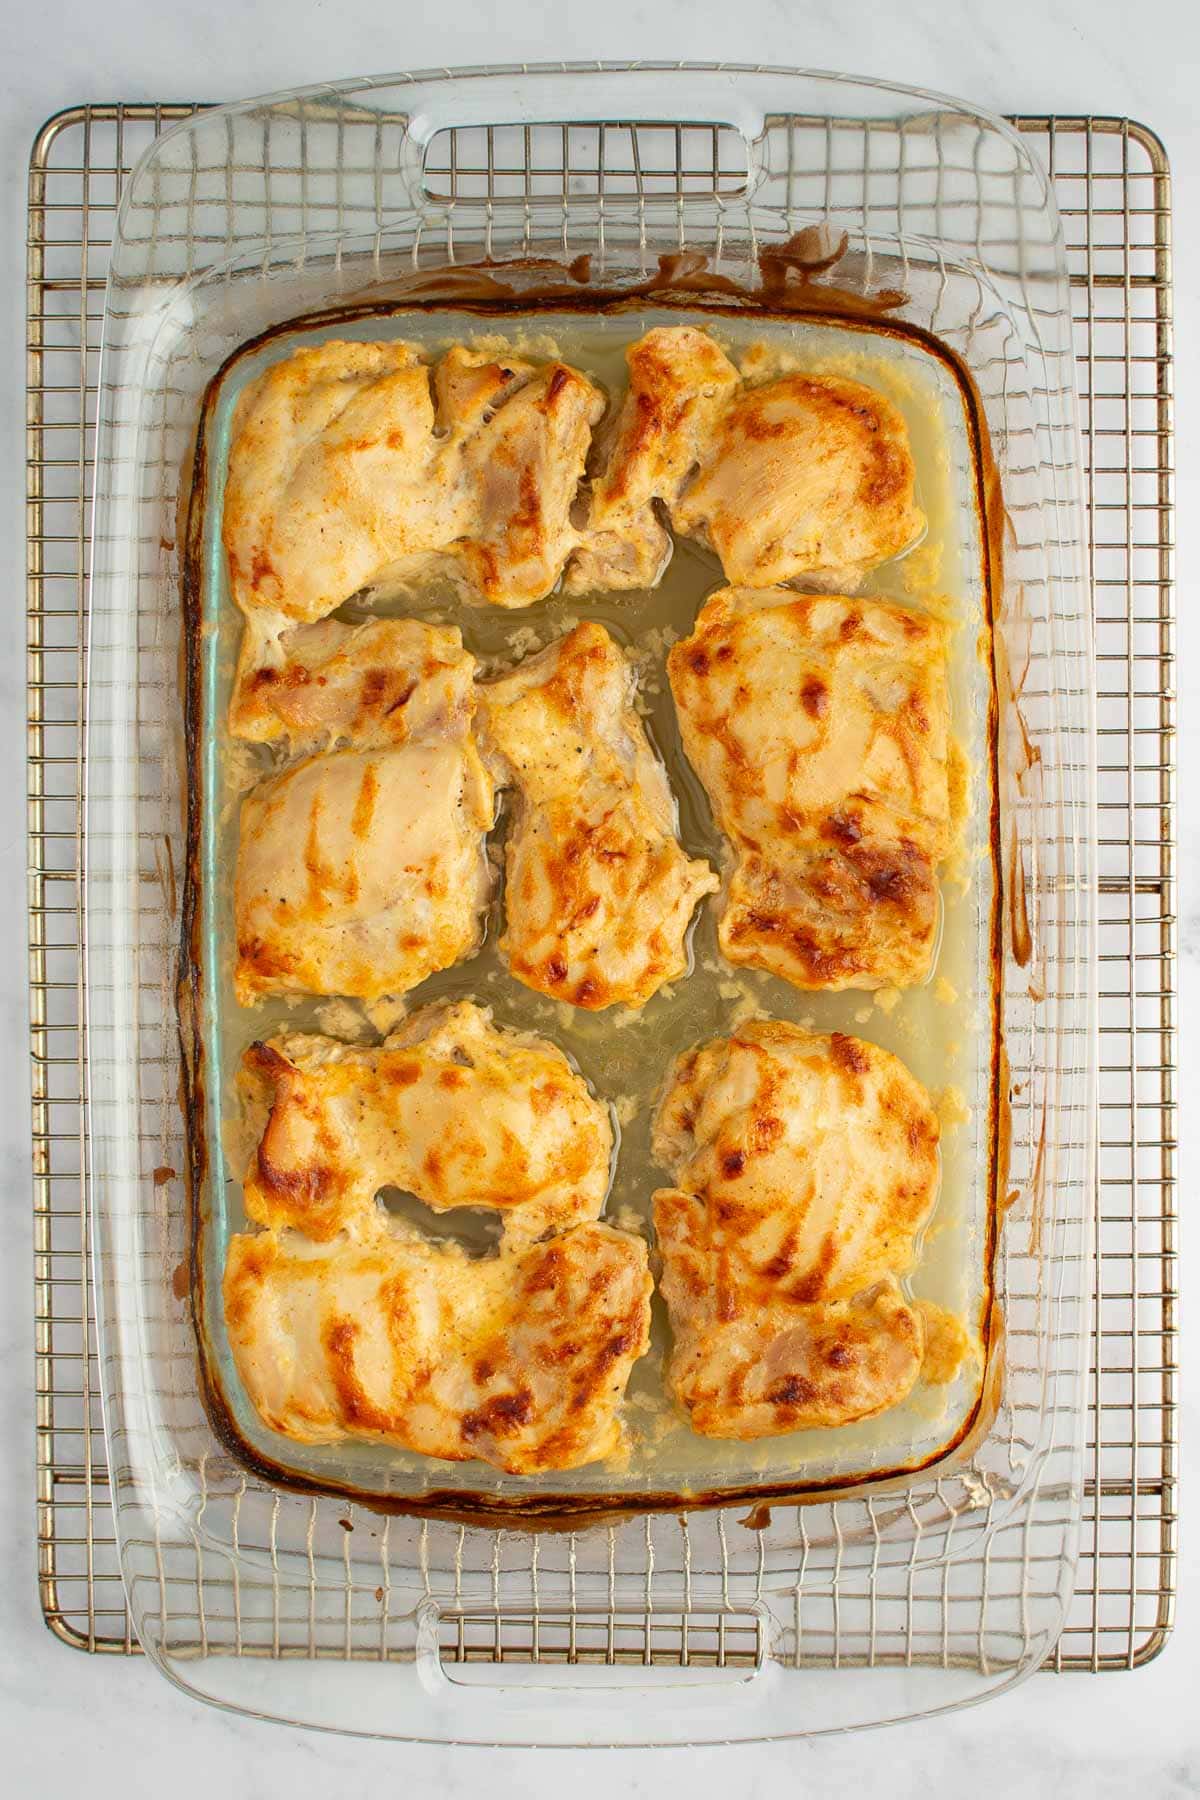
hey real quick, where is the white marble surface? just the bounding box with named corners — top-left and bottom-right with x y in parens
top-left (0, 2), bottom-right (1195, 1793)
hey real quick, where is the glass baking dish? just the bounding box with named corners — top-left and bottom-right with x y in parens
top-left (194, 302), bottom-right (998, 1515)
top-left (86, 64), bottom-right (1094, 1742)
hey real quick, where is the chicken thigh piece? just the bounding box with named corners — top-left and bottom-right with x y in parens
top-left (223, 340), bottom-right (463, 630)
top-left (450, 354), bottom-right (606, 605)
top-left (651, 1020), bottom-right (941, 1439)
top-left (234, 737), bottom-right (493, 1004)
top-left (668, 586), bottom-right (951, 991)
top-left (224, 1220), bottom-right (652, 1474)
top-left (239, 1001), bottom-right (614, 1244)
top-left (671, 369), bottom-right (924, 589)
top-left (565, 326), bottom-right (740, 594)
top-left (223, 341), bottom-right (605, 723)
top-left (480, 622), bottom-right (718, 1010)
top-left (229, 615), bottom-right (476, 753)
top-left (234, 623), bottom-right (493, 1004)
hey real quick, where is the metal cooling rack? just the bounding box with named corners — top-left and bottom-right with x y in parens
top-left (27, 105), bottom-right (1176, 1671)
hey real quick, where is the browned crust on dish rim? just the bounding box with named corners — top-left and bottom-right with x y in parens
top-left (176, 273), bottom-right (1008, 1529)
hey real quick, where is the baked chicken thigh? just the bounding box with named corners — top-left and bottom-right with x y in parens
top-left (480, 622), bottom-right (717, 1009)
top-left (671, 368), bottom-right (924, 589)
top-left (652, 1020), bottom-right (941, 1439)
top-left (234, 621), bottom-right (493, 1004)
top-left (224, 339), bottom-right (604, 729)
top-left (566, 325), bottom-right (739, 593)
top-left (239, 1000), bottom-right (614, 1244)
top-left (225, 1219), bottom-right (652, 1474)
top-left (668, 586), bottom-right (951, 991)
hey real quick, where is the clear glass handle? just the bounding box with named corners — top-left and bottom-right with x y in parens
top-left (390, 66), bottom-right (771, 204)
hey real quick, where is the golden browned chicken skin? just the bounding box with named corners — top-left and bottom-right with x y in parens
top-left (240, 1001), bottom-right (614, 1244)
top-left (652, 1020), bottom-right (941, 1439)
top-left (668, 586), bottom-right (951, 991)
top-left (479, 622), bottom-right (718, 1010)
top-left (233, 738), bottom-right (493, 1004)
top-left (224, 341), bottom-right (439, 625)
top-left (225, 339), bottom-right (603, 618)
top-left (224, 339), bottom-right (605, 731)
top-left (229, 615), bottom-right (476, 753)
top-left (224, 336), bottom-right (922, 723)
top-left (449, 351), bottom-right (605, 604)
top-left (233, 621), bottom-right (494, 1005)
top-left (671, 368), bottom-right (924, 589)
top-left (226, 1001), bottom-right (651, 1475)
top-left (224, 1220), bottom-right (652, 1474)
top-left (565, 325), bottom-right (740, 593)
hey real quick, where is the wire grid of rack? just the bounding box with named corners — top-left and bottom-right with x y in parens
top-left (27, 103), bottom-right (1175, 1674)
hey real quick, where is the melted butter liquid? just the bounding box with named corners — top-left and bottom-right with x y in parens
top-left (200, 307), bottom-right (996, 1501)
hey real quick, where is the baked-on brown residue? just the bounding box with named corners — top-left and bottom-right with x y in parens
top-left (339, 235), bottom-right (906, 320)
